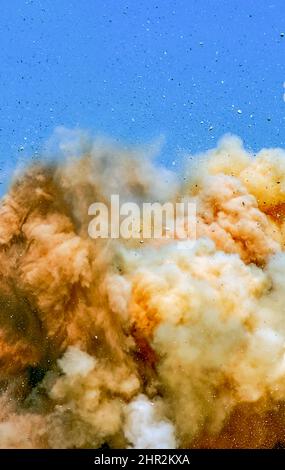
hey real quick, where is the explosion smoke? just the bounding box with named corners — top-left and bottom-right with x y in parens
top-left (1, 130), bottom-right (285, 448)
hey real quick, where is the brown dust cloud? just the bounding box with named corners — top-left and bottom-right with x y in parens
top-left (0, 130), bottom-right (285, 448)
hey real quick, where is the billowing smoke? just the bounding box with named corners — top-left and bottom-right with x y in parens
top-left (1, 129), bottom-right (285, 448)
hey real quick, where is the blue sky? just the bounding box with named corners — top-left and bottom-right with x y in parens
top-left (0, 0), bottom-right (285, 187)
